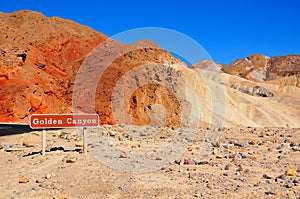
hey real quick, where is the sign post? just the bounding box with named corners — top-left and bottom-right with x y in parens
top-left (83, 127), bottom-right (87, 154)
top-left (42, 129), bottom-right (46, 156)
top-left (29, 114), bottom-right (99, 156)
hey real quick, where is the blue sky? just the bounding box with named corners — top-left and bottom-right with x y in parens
top-left (1, 0), bottom-right (300, 64)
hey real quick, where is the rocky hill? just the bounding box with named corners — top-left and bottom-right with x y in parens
top-left (194, 54), bottom-right (300, 85)
top-left (0, 11), bottom-right (183, 124)
top-left (0, 10), bottom-right (299, 128)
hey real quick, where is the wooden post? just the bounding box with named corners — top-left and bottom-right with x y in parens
top-left (83, 127), bottom-right (87, 154)
top-left (42, 129), bottom-right (46, 156)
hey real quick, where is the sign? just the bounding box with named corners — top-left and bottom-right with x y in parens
top-left (29, 114), bottom-right (99, 129)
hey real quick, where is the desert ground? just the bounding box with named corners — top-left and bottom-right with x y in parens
top-left (1, 125), bottom-right (299, 199)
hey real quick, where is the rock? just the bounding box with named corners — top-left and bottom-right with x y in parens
top-left (46, 174), bottom-right (52, 179)
top-left (206, 183), bottom-right (212, 189)
top-left (36, 178), bottom-right (45, 183)
top-left (239, 153), bottom-right (247, 159)
top-left (287, 169), bottom-right (297, 176)
top-left (108, 141), bottom-right (114, 147)
top-left (23, 141), bottom-right (35, 147)
top-left (165, 168), bottom-right (173, 172)
top-left (109, 131), bottom-right (117, 136)
top-left (31, 187), bottom-right (39, 192)
top-left (285, 183), bottom-right (293, 188)
top-left (174, 159), bottom-right (182, 165)
top-left (6, 147), bottom-right (23, 152)
top-left (66, 157), bottom-right (77, 163)
top-left (129, 148), bottom-right (135, 155)
top-left (263, 174), bottom-right (273, 179)
top-left (236, 165), bottom-right (243, 172)
top-left (191, 158), bottom-right (201, 165)
top-left (184, 158), bottom-right (195, 165)
top-left (188, 172), bottom-right (193, 179)
top-left (235, 142), bottom-right (249, 148)
top-left (265, 191), bottom-right (275, 196)
top-left (249, 140), bottom-right (257, 145)
top-left (19, 176), bottom-right (29, 183)
top-left (290, 142), bottom-right (297, 147)
top-left (212, 141), bottom-right (221, 147)
top-left (199, 160), bottom-right (209, 165)
top-left (216, 153), bottom-right (223, 159)
top-left (75, 141), bottom-right (84, 147)
top-left (224, 164), bottom-right (231, 170)
top-left (263, 153), bottom-right (270, 157)
top-left (276, 174), bottom-right (286, 180)
top-left (119, 151), bottom-right (129, 158)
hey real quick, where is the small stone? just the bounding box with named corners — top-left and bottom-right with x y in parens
top-left (31, 187), bottom-right (39, 192)
top-left (199, 161), bottom-right (209, 165)
top-left (216, 153), bottom-right (223, 159)
top-left (19, 176), bottom-right (29, 183)
top-left (174, 159), bottom-right (181, 165)
top-left (235, 142), bottom-right (249, 148)
top-left (285, 183), bottom-right (293, 188)
top-left (75, 141), bottom-right (83, 147)
top-left (276, 174), bottom-right (286, 180)
top-left (184, 158), bottom-right (195, 165)
top-left (229, 140), bottom-right (237, 145)
top-left (239, 153), bottom-right (247, 159)
top-left (108, 141), bottom-right (114, 147)
top-left (188, 172), bottom-right (193, 179)
top-left (236, 165), bottom-right (243, 172)
top-left (263, 153), bottom-right (270, 157)
top-left (6, 147), bottom-right (22, 152)
top-left (36, 178), bottom-right (45, 183)
top-left (287, 169), bottom-right (297, 176)
top-left (212, 141), bottom-right (221, 147)
top-left (263, 174), bottom-right (273, 179)
top-left (139, 132), bottom-right (147, 137)
top-left (129, 148), bottom-right (135, 155)
top-left (165, 168), bottom-right (172, 172)
top-left (265, 191), bottom-right (274, 195)
top-left (224, 164), bottom-right (231, 170)
top-left (46, 174), bottom-right (52, 179)
top-left (119, 151), bottom-right (129, 158)
top-left (206, 183), bottom-right (212, 189)
top-left (66, 157), bottom-right (76, 163)
top-left (191, 158), bottom-right (200, 165)
top-left (249, 140), bottom-right (257, 145)
top-left (24, 141), bottom-right (35, 147)
top-left (290, 142), bottom-right (297, 147)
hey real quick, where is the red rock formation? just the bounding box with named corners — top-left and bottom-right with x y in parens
top-left (0, 11), bottom-right (184, 125)
top-left (0, 10), bottom-right (106, 122)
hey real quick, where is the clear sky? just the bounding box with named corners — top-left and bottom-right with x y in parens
top-left (1, 0), bottom-right (300, 64)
